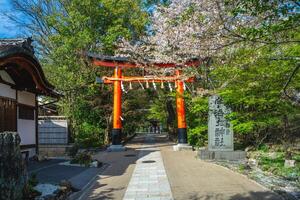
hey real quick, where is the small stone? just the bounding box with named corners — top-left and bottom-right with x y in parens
top-left (245, 146), bottom-right (254, 152)
top-left (269, 152), bottom-right (277, 159)
top-left (284, 160), bottom-right (295, 168)
top-left (96, 160), bottom-right (103, 168)
top-left (59, 186), bottom-right (68, 192)
top-left (248, 158), bottom-right (257, 167)
top-left (59, 180), bottom-right (72, 189)
top-left (43, 194), bottom-right (56, 200)
top-left (34, 183), bottom-right (59, 197)
top-left (90, 161), bottom-right (98, 167)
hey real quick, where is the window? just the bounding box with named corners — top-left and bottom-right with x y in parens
top-left (0, 97), bottom-right (17, 132)
top-left (19, 105), bottom-right (35, 120)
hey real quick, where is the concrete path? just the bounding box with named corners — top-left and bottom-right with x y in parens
top-left (83, 134), bottom-right (282, 200)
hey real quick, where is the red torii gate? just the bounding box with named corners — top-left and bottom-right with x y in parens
top-left (88, 54), bottom-right (200, 151)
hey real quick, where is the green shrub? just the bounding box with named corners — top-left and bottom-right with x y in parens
top-left (257, 151), bottom-right (300, 179)
top-left (70, 152), bottom-right (93, 167)
top-left (238, 164), bottom-right (246, 173)
top-left (76, 122), bottom-right (104, 148)
top-left (188, 126), bottom-right (208, 147)
top-left (22, 174), bottom-right (41, 200)
top-left (28, 174), bottom-right (38, 187)
top-left (186, 96), bottom-right (209, 147)
top-left (67, 144), bottom-right (79, 158)
top-left (258, 144), bottom-right (269, 152)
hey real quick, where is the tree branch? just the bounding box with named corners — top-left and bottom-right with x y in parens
top-left (283, 63), bottom-right (300, 104)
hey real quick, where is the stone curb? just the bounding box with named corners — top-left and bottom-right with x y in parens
top-left (67, 163), bottom-right (110, 200)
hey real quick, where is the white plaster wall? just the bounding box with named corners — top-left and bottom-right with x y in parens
top-left (17, 91), bottom-right (36, 146)
top-left (0, 83), bottom-right (16, 99)
top-left (18, 115), bottom-right (36, 145)
top-left (0, 70), bottom-right (15, 84)
top-left (18, 91), bottom-right (36, 106)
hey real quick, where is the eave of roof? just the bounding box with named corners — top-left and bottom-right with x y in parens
top-left (0, 38), bottom-right (60, 98)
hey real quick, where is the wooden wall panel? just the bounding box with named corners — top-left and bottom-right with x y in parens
top-left (0, 97), bottom-right (17, 132)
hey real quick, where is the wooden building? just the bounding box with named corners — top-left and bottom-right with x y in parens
top-left (0, 38), bottom-right (58, 157)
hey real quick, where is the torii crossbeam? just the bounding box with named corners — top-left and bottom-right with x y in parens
top-left (88, 53), bottom-right (200, 151)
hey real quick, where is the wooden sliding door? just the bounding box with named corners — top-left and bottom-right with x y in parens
top-left (0, 97), bottom-right (17, 132)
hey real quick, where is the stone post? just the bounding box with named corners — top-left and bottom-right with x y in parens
top-left (0, 132), bottom-right (27, 200)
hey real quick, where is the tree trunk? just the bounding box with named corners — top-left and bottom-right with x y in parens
top-left (282, 115), bottom-right (292, 159)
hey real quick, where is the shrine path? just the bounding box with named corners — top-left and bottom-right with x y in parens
top-left (82, 134), bottom-right (282, 200)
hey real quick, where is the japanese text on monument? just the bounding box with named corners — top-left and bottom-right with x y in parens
top-left (208, 95), bottom-right (233, 151)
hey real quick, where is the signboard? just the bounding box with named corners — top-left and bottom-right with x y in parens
top-left (208, 95), bottom-right (233, 151)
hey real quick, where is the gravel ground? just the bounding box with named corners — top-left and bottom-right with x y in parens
top-left (211, 160), bottom-right (300, 200)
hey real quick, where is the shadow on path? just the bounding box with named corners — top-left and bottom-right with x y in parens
top-left (187, 191), bottom-right (282, 200)
top-left (85, 134), bottom-right (282, 200)
top-left (85, 134), bottom-right (164, 200)
top-left (161, 141), bottom-right (283, 200)
top-left (87, 183), bottom-right (125, 200)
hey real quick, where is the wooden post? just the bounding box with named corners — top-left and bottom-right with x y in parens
top-left (176, 70), bottom-right (187, 143)
top-left (112, 67), bottom-right (122, 145)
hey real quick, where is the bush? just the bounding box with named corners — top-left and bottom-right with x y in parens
top-left (67, 144), bottom-right (79, 158)
top-left (258, 144), bottom-right (269, 152)
top-left (70, 152), bottom-right (93, 167)
top-left (188, 127), bottom-right (208, 147)
top-left (76, 122), bottom-right (104, 148)
top-left (22, 174), bottom-right (41, 200)
top-left (185, 96), bottom-right (209, 147)
top-left (77, 134), bottom-right (103, 148)
top-left (28, 174), bottom-right (38, 187)
top-left (257, 151), bottom-right (300, 179)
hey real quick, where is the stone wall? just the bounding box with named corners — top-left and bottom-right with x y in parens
top-left (0, 132), bottom-right (27, 200)
top-left (39, 144), bottom-right (72, 157)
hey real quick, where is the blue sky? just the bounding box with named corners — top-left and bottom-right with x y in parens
top-left (0, 0), bottom-right (26, 38)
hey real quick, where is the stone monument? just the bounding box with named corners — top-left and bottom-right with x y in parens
top-left (198, 95), bottom-right (246, 160)
top-left (208, 95), bottom-right (233, 151)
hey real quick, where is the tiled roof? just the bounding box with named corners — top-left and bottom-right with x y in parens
top-left (0, 37), bottom-right (60, 97)
top-left (0, 38), bottom-right (34, 55)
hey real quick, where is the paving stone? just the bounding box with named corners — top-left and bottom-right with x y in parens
top-left (122, 135), bottom-right (173, 200)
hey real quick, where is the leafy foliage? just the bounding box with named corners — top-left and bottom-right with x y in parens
top-left (257, 151), bottom-right (300, 179)
top-left (210, 43), bottom-right (300, 147)
top-left (6, 0), bottom-right (300, 151)
top-left (67, 144), bottom-right (79, 158)
top-left (185, 96), bottom-right (209, 146)
top-left (70, 152), bottom-right (93, 167)
top-left (9, 0), bottom-right (150, 146)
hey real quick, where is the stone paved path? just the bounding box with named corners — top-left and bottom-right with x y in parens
top-left (123, 135), bottom-right (173, 200)
top-left (83, 134), bottom-right (282, 200)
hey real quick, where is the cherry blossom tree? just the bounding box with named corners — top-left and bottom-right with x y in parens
top-left (118, 0), bottom-right (270, 65)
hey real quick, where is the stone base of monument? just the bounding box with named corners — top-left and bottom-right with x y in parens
top-left (173, 143), bottom-right (193, 151)
top-left (107, 145), bottom-right (126, 152)
top-left (198, 149), bottom-right (246, 160)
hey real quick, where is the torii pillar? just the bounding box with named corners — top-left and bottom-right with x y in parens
top-left (108, 67), bottom-right (126, 151)
top-left (173, 70), bottom-right (192, 151)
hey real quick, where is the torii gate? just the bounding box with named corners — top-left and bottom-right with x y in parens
top-left (88, 54), bottom-right (200, 151)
